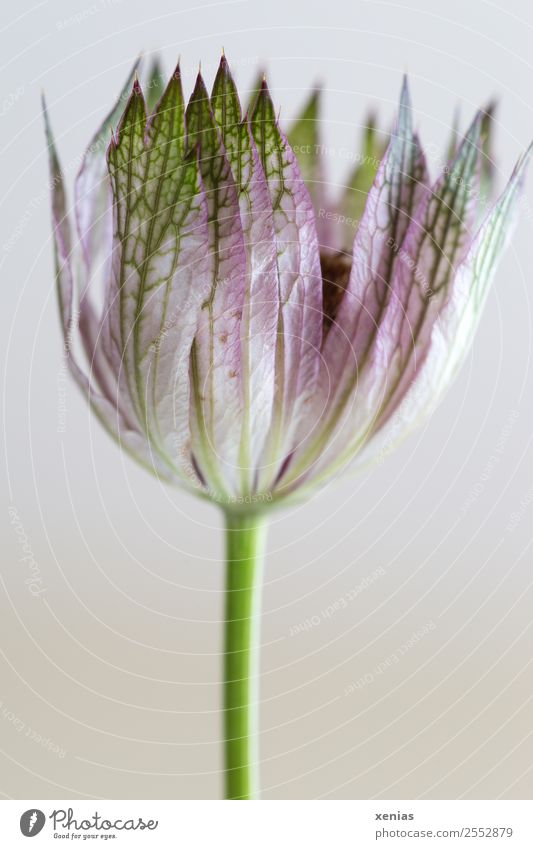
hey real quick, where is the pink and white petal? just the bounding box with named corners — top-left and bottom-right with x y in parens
top-left (185, 73), bottom-right (248, 496)
top-left (277, 80), bottom-right (429, 493)
top-left (250, 80), bottom-right (323, 489)
top-left (320, 139), bottom-right (530, 488)
top-left (75, 61), bottom-right (138, 271)
top-left (211, 57), bottom-right (280, 490)
top-left (44, 102), bottom-right (171, 478)
top-left (372, 142), bottom-right (531, 452)
top-left (287, 87), bottom-right (333, 249)
top-left (319, 80), bottom-right (429, 413)
top-left (104, 72), bottom-right (215, 486)
top-left (369, 109), bottom-right (485, 430)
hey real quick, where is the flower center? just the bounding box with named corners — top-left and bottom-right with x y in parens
top-left (320, 250), bottom-right (352, 336)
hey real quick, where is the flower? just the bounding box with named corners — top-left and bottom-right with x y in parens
top-left (44, 56), bottom-right (532, 802)
top-left (45, 56), bottom-right (530, 509)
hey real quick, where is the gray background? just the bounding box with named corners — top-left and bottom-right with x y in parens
top-left (1, 0), bottom-right (533, 799)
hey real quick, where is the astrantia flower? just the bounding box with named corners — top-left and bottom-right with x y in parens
top-left (45, 55), bottom-right (530, 799)
top-left (45, 57), bottom-right (528, 507)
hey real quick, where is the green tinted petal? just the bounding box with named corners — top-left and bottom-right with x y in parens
top-left (287, 88), bottom-right (323, 210)
top-left (186, 72), bottom-right (248, 495)
top-left (246, 68), bottom-right (265, 117)
top-left (145, 55), bottom-right (166, 112)
top-left (384, 142), bottom-right (531, 436)
top-left (338, 114), bottom-right (385, 250)
top-left (105, 75), bottom-right (213, 480)
top-left (250, 80), bottom-right (323, 487)
top-left (42, 96), bottom-right (72, 328)
top-left (479, 101), bottom-right (496, 209)
top-left (211, 54), bottom-right (242, 147)
top-left (210, 56), bottom-right (280, 489)
top-left (75, 60), bottom-right (138, 263)
top-left (469, 140), bottom-right (529, 308)
top-left (278, 79), bottom-right (429, 493)
top-left (445, 106), bottom-right (461, 162)
top-left (373, 110), bottom-right (486, 426)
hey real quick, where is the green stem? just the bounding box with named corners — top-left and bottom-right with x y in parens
top-left (224, 511), bottom-right (267, 800)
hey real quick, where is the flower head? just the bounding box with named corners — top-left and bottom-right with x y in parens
top-left (45, 56), bottom-right (530, 508)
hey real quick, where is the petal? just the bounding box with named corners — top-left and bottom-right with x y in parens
top-left (329, 78), bottom-right (430, 369)
top-left (75, 60), bottom-right (138, 271)
top-left (288, 87), bottom-right (331, 246)
top-left (74, 64), bottom-right (141, 424)
top-left (371, 108), bottom-right (485, 429)
top-left (43, 98), bottom-right (169, 478)
top-left (250, 80), bottom-right (323, 488)
top-left (357, 142), bottom-right (531, 468)
top-left (246, 68), bottom-right (265, 116)
top-left (104, 72), bottom-right (213, 486)
top-left (144, 56), bottom-right (166, 112)
top-left (185, 72), bottom-right (248, 495)
top-left (278, 79), bottom-right (429, 493)
top-left (291, 108), bottom-right (497, 492)
top-left (337, 114), bottom-right (385, 252)
top-left (211, 56), bottom-right (279, 490)
top-left (479, 102), bottom-right (497, 214)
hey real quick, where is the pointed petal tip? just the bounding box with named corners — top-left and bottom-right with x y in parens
top-left (41, 94), bottom-right (57, 154)
top-left (146, 54), bottom-right (162, 74)
top-left (400, 74), bottom-right (411, 106)
top-left (250, 74), bottom-right (270, 109)
top-left (466, 108), bottom-right (485, 142)
top-left (215, 51), bottom-right (232, 81)
top-left (513, 140), bottom-right (533, 180)
top-left (193, 69), bottom-right (207, 93)
top-left (480, 100), bottom-right (496, 141)
top-left (171, 58), bottom-right (181, 79)
top-left (451, 108), bottom-right (484, 158)
top-left (393, 78), bottom-right (412, 140)
top-left (392, 74), bottom-right (413, 140)
top-left (300, 84), bottom-right (322, 115)
top-left (365, 109), bottom-right (378, 130)
top-left (256, 76), bottom-right (276, 113)
top-left (259, 75), bottom-right (272, 100)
